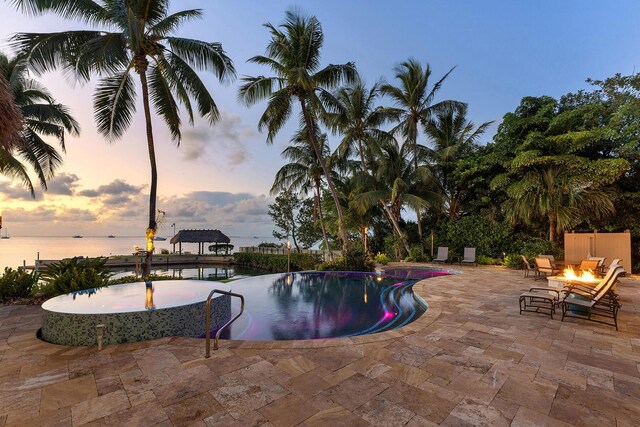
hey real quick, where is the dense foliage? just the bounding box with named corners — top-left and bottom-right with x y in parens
top-left (233, 252), bottom-right (321, 272)
top-left (39, 257), bottom-right (113, 297)
top-left (0, 267), bottom-right (39, 301)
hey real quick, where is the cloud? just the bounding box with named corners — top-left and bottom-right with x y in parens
top-left (46, 173), bottom-right (80, 196)
top-left (3, 205), bottom-right (97, 223)
top-left (181, 111), bottom-right (258, 167)
top-left (0, 181), bottom-right (41, 201)
top-left (78, 179), bottom-right (144, 198)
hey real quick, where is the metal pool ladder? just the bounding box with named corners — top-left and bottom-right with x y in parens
top-left (205, 289), bottom-right (245, 358)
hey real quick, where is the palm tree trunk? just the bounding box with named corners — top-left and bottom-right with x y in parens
top-left (549, 215), bottom-right (557, 242)
top-left (315, 183), bottom-right (333, 261)
top-left (139, 69), bottom-right (158, 277)
top-left (416, 207), bottom-right (423, 250)
top-left (380, 201), bottom-right (411, 254)
top-left (300, 99), bottom-right (350, 252)
top-left (358, 139), bottom-right (367, 172)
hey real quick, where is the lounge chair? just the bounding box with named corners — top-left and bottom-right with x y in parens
top-left (534, 257), bottom-right (561, 280)
top-left (460, 248), bottom-right (477, 266)
top-left (588, 256), bottom-right (607, 274)
top-left (578, 259), bottom-right (599, 274)
top-left (563, 264), bottom-right (622, 301)
top-left (432, 247), bottom-right (449, 263)
top-left (560, 268), bottom-right (625, 330)
top-left (521, 255), bottom-right (535, 278)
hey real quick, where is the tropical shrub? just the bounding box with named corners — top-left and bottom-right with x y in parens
top-left (317, 247), bottom-right (375, 272)
top-left (39, 257), bottom-right (113, 297)
top-left (375, 253), bottom-right (390, 265)
top-left (405, 246), bottom-right (429, 263)
top-left (503, 254), bottom-right (522, 269)
top-left (0, 267), bottom-right (39, 301)
top-left (477, 255), bottom-right (500, 266)
top-left (160, 249), bottom-right (170, 255)
top-left (444, 216), bottom-right (516, 259)
top-left (519, 238), bottom-right (564, 260)
top-left (233, 252), bottom-right (320, 272)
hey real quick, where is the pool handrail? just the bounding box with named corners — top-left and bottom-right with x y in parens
top-left (205, 289), bottom-right (245, 358)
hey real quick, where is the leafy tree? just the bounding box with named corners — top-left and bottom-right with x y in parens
top-left (296, 198), bottom-right (323, 249)
top-left (238, 10), bottom-right (357, 252)
top-left (268, 190), bottom-right (302, 252)
top-left (12, 0), bottom-right (235, 275)
top-left (0, 52), bottom-right (79, 195)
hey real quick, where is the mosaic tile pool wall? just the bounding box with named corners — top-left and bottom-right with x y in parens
top-left (41, 294), bottom-right (231, 346)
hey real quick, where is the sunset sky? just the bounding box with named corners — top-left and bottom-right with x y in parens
top-left (1, 0), bottom-right (639, 237)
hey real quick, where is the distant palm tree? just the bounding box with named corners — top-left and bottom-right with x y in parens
top-left (424, 104), bottom-right (493, 219)
top-left (0, 52), bottom-right (79, 195)
top-left (271, 127), bottom-right (333, 258)
top-left (506, 165), bottom-right (615, 242)
top-left (352, 139), bottom-right (432, 254)
top-left (238, 10), bottom-right (357, 253)
top-left (381, 58), bottom-right (463, 242)
top-left (329, 81), bottom-right (395, 172)
top-left (12, 0), bottom-right (235, 274)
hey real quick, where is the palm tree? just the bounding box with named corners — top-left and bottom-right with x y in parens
top-left (0, 74), bottom-right (22, 152)
top-left (238, 10), bottom-right (356, 253)
top-left (381, 58), bottom-right (463, 242)
top-left (271, 127), bottom-right (333, 258)
top-left (329, 81), bottom-right (395, 172)
top-left (0, 52), bottom-right (79, 196)
top-left (506, 164), bottom-right (615, 242)
top-left (424, 104), bottom-right (492, 219)
top-left (12, 0), bottom-right (235, 275)
top-left (351, 139), bottom-right (432, 254)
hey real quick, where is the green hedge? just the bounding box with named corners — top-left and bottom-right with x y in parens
top-left (233, 252), bottom-right (321, 272)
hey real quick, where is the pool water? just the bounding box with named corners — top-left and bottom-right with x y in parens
top-left (219, 270), bottom-right (444, 341)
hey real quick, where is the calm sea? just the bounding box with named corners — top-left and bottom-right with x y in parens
top-left (0, 235), bottom-right (279, 270)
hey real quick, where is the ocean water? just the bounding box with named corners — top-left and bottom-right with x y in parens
top-left (0, 235), bottom-right (279, 270)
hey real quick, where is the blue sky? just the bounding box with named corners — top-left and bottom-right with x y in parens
top-left (0, 0), bottom-right (638, 236)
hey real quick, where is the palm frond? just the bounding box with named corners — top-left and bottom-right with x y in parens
top-left (166, 37), bottom-right (235, 83)
top-left (93, 67), bottom-right (136, 140)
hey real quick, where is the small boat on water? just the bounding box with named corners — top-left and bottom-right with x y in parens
top-left (107, 235), bottom-right (115, 238)
top-left (1, 228), bottom-right (9, 239)
top-left (72, 235), bottom-right (83, 238)
top-left (154, 236), bottom-right (167, 241)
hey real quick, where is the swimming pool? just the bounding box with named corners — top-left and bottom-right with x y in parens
top-left (219, 269), bottom-right (447, 341)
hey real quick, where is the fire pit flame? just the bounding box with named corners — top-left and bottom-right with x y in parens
top-left (563, 266), bottom-right (596, 282)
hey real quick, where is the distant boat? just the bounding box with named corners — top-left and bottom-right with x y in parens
top-left (1, 228), bottom-right (9, 239)
top-left (107, 235), bottom-right (115, 238)
top-left (154, 236), bottom-right (167, 241)
top-left (72, 235), bottom-right (83, 238)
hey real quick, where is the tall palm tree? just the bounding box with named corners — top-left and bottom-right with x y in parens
top-left (12, 0), bottom-right (235, 274)
top-left (424, 104), bottom-right (492, 219)
top-left (0, 52), bottom-right (79, 196)
top-left (506, 164), bottom-right (615, 242)
top-left (271, 127), bottom-right (333, 258)
top-left (329, 81), bottom-right (395, 172)
top-left (351, 139), bottom-right (432, 254)
top-left (0, 74), bottom-right (22, 152)
top-left (381, 58), bottom-right (462, 243)
top-left (238, 10), bottom-right (357, 252)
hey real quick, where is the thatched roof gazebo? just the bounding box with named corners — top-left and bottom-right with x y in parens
top-left (0, 74), bottom-right (23, 151)
top-left (170, 229), bottom-right (231, 255)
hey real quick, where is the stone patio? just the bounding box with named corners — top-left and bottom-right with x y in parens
top-left (1, 265), bottom-right (640, 426)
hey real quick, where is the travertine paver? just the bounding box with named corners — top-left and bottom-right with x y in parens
top-left (1, 264), bottom-right (640, 426)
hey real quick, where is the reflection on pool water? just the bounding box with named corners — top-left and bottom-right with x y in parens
top-left (219, 269), bottom-right (448, 341)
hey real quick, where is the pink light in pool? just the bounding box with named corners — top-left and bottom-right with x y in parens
top-left (393, 282), bottom-right (404, 287)
top-left (382, 310), bottom-right (395, 320)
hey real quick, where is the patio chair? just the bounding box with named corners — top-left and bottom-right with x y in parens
top-left (534, 257), bottom-right (561, 280)
top-left (560, 268), bottom-right (625, 330)
top-left (460, 248), bottom-right (477, 266)
top-left (521, 255), bottom-right (535, 278)
top-left (538, 254), bottom-right (555, 262)
top-left (563, 264), bottom-right (623, 301)
top-left (432, 247), bottom-right (449, 263)
top-left (588, 256), bottom-right (607, 274)
top-left (578, 259), bottom-right (599, 274)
